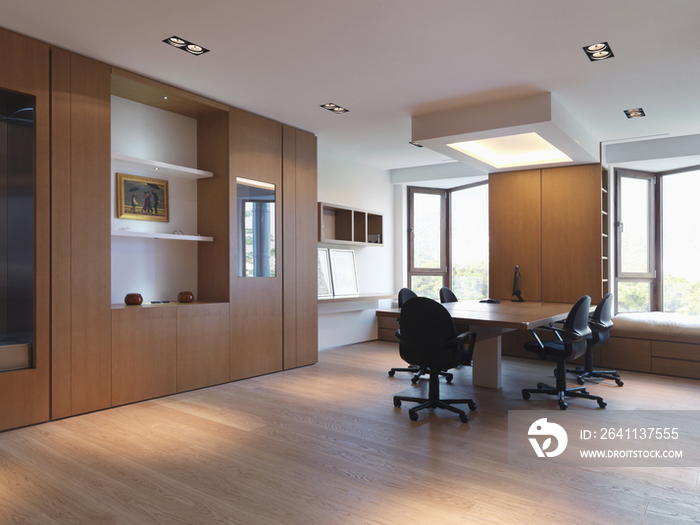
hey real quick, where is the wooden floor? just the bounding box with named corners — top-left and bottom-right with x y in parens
top-left (2, 341), bottom-right (700, 524)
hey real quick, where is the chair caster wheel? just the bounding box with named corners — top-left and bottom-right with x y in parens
top-left (459, 413), bottom-right (469, 423)
top-left (616, 379), bottom-right (624, 387)
top-left (411, 376), bottom-right (420, 384)
top-left (576, 376), bottom-right (585, 385)
top-left (445, 373), bottom-right (453, 383)
top-left (393, 398), bottom-right (401, 408)
top-left (388, 370), bottom-right (395, 377)
top-left (522, 390), bottom-right (531, 400)
top-left (409, 409), bottom-right (419, 421)
top-left (467, 400), bottom-right (477, 411)
top-left (553, 368), bottom-right (557, 378)
top-left (558, 400), bottom-right (568, 410)
top-left (581, 389), bottom-right (589, 395)
top-left (597, 399), bottom-right (607, 408)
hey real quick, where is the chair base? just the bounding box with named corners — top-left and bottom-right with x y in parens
top-left (388, 366), bottom-right (453, 384)
top-left (566, 366), bottom-right (623, 386)
top-left (522, 382), bottom-right (607, 410)
top-left (393, 368), bottom-right (475, 423)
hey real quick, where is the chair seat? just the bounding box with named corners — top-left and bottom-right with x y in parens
top-left (524, 339), bottom-right (584, 361)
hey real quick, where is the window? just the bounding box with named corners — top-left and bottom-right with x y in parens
top-left (615, 167), bottom-right (700, 315)
top-left (408, 181), bottom-right (488, 300)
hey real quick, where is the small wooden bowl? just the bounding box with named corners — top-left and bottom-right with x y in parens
top-left (124, 293), bottom-right (143, 306)
top-left (177, 291), bottom-right (194, 303)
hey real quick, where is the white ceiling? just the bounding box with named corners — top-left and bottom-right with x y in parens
top-left (3, 0), bottom-right (700, 173)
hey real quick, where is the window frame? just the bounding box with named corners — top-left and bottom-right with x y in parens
top-left (614, 168), bottom-right (661, 312)
top-left (407, 179), bottom-right (489, 295)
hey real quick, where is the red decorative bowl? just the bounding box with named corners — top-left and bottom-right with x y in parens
top-left (124, 293), bottom-right (143, 306)
top-left (177, 291), bottom-right (194, 303)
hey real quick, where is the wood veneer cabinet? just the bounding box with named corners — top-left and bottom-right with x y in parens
top-left (541, 164), bottom-right (603, 304)
top-left (0, 28), bottom-right (51, 432)
top-left (489, 169), bottom-right (542, 301)
top-left (488, 164), bottom-right (604, 305)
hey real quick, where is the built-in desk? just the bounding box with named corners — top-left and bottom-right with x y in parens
top-left (319, 294), bottom-right (394, 350)
top-left (377, 300), bottom-right (575, 389)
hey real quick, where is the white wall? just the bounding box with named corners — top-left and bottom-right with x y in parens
top-left (110, 96), bottom-right (200, 304)
top-left (317, 150), bottom-right (395, 349)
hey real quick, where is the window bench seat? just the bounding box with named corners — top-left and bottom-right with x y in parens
top-left (606, 313), bottom-right (700, 379)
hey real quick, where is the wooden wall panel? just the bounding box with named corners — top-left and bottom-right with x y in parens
top-left (69, 54), bottom-right (112, 415)
top-left (197, 111), bottom-right (230, 302)
top-left (50, 47), bottom-right (73, 420)
top-left (294, 129), bottom-right (318, 367)
top-left (542, 164), bottom-right (602, 304)
top-left (282, 127), bottom-right (298, 369)
top-left (0, 28), bottom-right (51, 431)
top-left (229, 108), bottom-right (284, 380)
top-left (177, 303), bottom-right (230, 392)
top-left (489, 169), bottom-right (542, 301)
top-left (112, 307), bottom-right (177, 406)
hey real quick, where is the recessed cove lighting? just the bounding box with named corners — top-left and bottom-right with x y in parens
top-left (448, 132), bottom-right (573, 169)
top-left (624, 107), bottom-right (646, 119)
top-left (320, 103), bottom-right (348, 114)
top-left (163, 36), bottom-right (210, 56)
top-left (409, 141), bottom-right (424, 148)
top-left (583, 41), bottom-right (614, 61)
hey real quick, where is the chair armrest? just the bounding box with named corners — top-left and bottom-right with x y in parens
top-left (451, 330), bottom-right (477, 366)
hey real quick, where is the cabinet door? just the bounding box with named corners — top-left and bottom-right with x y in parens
top-left (489, 169), bottom-right (542, 301)
top-left (0, 28), bottom-right (51, 431)
top-left (283, 127), bottom-right (318, 369)
top-left (542, 164), bottom-right (602, 303)
top-left (229, 108), bottom-right (283, 380)
top-left (112, 307), bottom-right (177, 406)
top-left (177, 303), bottom-right (230, 392)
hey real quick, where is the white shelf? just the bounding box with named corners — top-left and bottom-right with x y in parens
top-left (111, 153), bottom-right (213, 180)
top-left (112, 230), bottom-right (213, 242)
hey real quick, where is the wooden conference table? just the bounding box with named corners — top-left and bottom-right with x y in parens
top-left (376, 300), bottom-right (577, 389)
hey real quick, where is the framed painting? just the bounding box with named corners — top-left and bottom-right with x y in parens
top-left (318, 248), bottom-right (333, 297)
top-left (117, 172), bottom-right (169, 222)
top-left (329, 249), bottom-right (359, 297)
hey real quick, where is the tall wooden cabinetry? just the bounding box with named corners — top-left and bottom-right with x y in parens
top-left (489, 164), bottom-right (604, 304)
top-left (0, 29), bottom-right (51, 432)
top-left (0, 26), bottom-right (318, 431)
top-left (51, 49), bottom-right (112, 418)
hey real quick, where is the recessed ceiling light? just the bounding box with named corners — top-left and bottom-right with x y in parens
top-left (624, 108), bottom-right (646, 119)
top-left (320, 103), bottom-right (348, 114)
top-left (163, 36), bottom-right (209, 56)
top-left (448, 132), bottom-right (573, 169)
top-left (583, 41), bottom-right (614, 61)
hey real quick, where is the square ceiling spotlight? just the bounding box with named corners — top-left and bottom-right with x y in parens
top-left (320, 103), bottom-right (349, 114)
top-left (411, 93), bottom-right (598, 173)
top-left (624, 107), bottom-right (646, 119)
top-left (448, 133), bottom-right (572, 169)
top-left (163, 36), bottom-right (209, 56)
top-left (583, 42), bottom-right (614, 61)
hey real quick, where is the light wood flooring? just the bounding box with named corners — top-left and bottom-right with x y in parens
top-left (1, 341), bottom-right (700, 524)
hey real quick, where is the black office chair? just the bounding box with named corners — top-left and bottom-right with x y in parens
top-left (566, 293), bottom-right (622, 386)
top-left (521, 295), bottom-right (607, 410)
top-left (393, 297), bottom-right (477, 422)
top-left (388, 288), bottom-right (455, 383)
top-left (439, 287), bottom-right (458, 303)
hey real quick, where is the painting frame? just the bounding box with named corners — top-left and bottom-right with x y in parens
top-left (317, 248), bottom-right (333, 297)
top-left (329, 249), bottom-right (359, 297)
top-left (117, 172), bottom-right (169, 223)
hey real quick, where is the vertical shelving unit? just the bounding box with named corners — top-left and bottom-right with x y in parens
top-left (601, 167), bottom-right (610, 297)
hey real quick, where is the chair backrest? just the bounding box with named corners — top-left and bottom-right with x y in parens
top-left (560, 295), bottom-right (592, 358)
top-left (439, 287), bottom-right (458, 304)
top-left (396, 297), bottom-right (465, 370)
top-left (397, 287), bottom-right (417, 308)
top-left (589, 293), bottom-right (614, 346)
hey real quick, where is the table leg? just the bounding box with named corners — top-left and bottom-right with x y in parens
top-left (471, 335), bottom-right (502, 389)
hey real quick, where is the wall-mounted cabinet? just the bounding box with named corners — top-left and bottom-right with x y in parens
top-left (318, 202), bottom-right (383, 246)
top-left (489, 164), bottom-right (604, 304)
